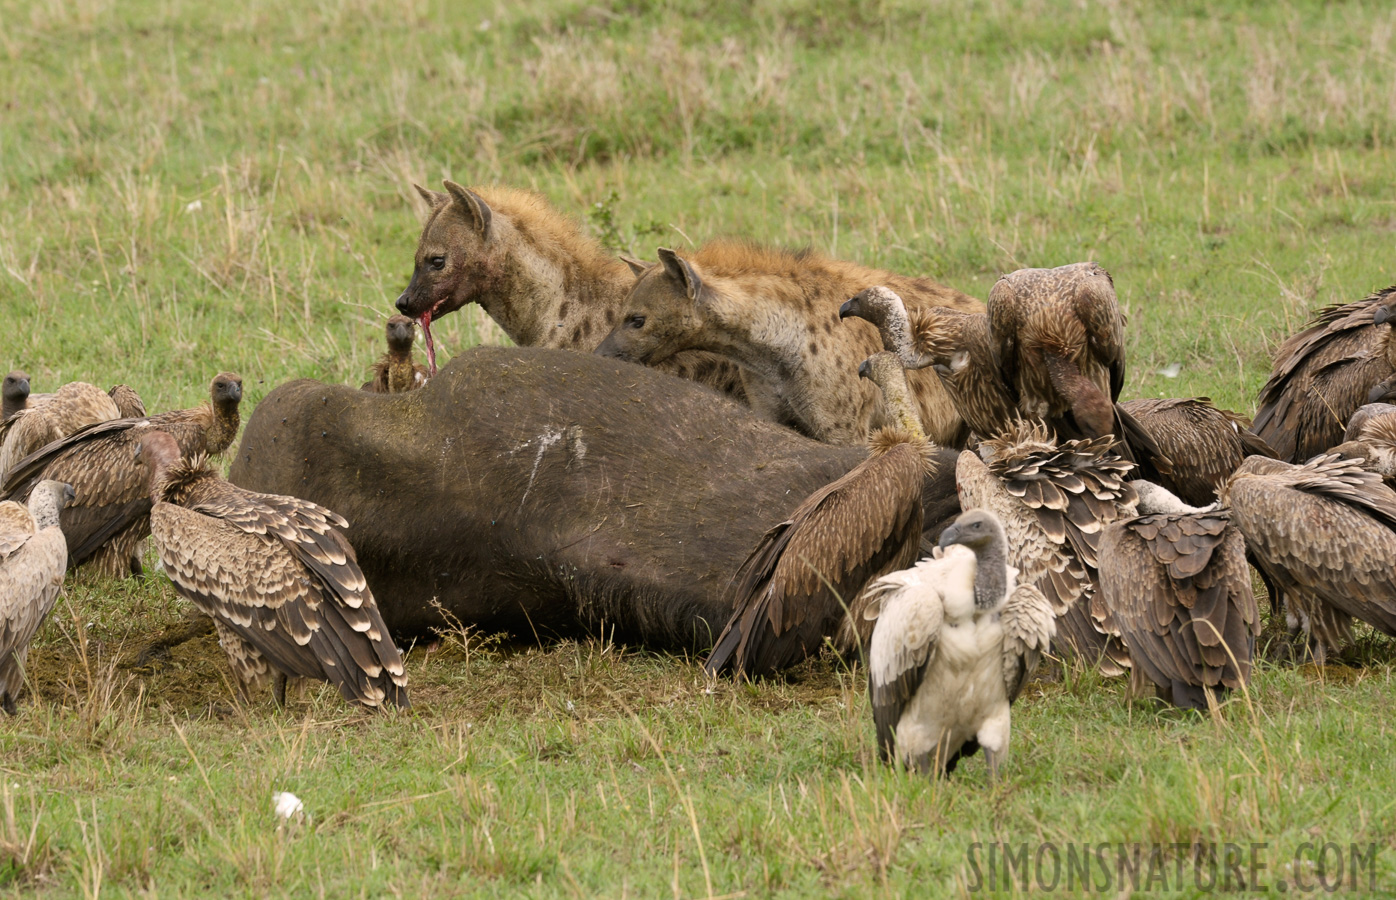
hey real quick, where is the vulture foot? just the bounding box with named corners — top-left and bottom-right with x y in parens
top-left (273, 672), bottom-right (288, 708)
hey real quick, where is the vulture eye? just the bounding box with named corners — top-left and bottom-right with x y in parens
top-left (429, 256), bottom-right (446, 270)
top-left (626, 314), bottom-right (646, 329)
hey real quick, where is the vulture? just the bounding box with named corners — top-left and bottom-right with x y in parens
top-left (361, 315), bottom-right (429, 393)
top-left (0, 373), bottom-right (243, 578)
top-left (955, 421), bottom-right (1137, 675)
top-left (1330, 403), bottom-right (1396, 481)
top-left (1120, 397), bottom-right (1277, 506)
top-left (840, 287), bottom-right (1018, 441)
top-left (0, 480), bottom-right (75, 714)
top-left (704, 351), bottom-right (936, 677)
top-left (865, 509), bottom-right (1055, 777)
top-left (1098, 481), bottom-right (1257, 710)
top-left (2, 371), bottom-right (32, 423)
top-left (1251, 286), bottom-right (1396, 462)
top-left (985, 263), bottom-right (1168, 476)
top-left (107, 384), bottom-right (147, 418)
top-left (1223, 453), bottom-right (1396, 663)
top-left (0, 380), bottom-right (121, 482)
top-left (139, 431), bottom-right (409, 709)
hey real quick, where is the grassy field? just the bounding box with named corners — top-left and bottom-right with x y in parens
top-left (3, 0), bottom-right (1396, 895)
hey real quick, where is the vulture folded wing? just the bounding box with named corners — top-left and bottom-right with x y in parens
top-left (705, 444), bottom-right (926, 677)
top-left (865, 557), bottom-right (949, 761)
top-left (0, 528), bottom-right (69, 693)
top-left (999, 582), bottom-right (1055, 702)
top-left (1227, 455), bottom-right (1396, 635)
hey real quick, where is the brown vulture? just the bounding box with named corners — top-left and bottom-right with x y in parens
top-left (1328, 403), bottom-right (1396, 482)
top-left (704, 351), bottom-right (936, 677)
top-left (361, 315), bottom-right (430, 393)
top-left (0, 373), bottom-right (243, 578)
top-left (1223, 453), bottom-right (1396, 663)
top-left (840, 287), bottom-right (1018, 442)
top-left (0, 480), bottom-right (74, 714)
top-left (1251, 285), bottom-right (1396, 462)
top-left (1, 371), bottom-right (32, 423)
top-left (1120, 397), bottom-right (1277, 506)
top-left (1098, 481), bottom-right (1257, 710)
top-left (0, 381), bottom-right (121, 482)
top-left (955, 421), bottom-right (1137, 675)
top-left (139, 431), bottom-right (408, 709)
top-left (865, 509), bottom-right (1055, 777)
top-left (107, 384), bottom-right (147, 418)
top-left (985, 263), bottom-right (1168, 477)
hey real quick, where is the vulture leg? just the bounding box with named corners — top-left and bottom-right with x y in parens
top-left (983, 746), bottom-right (1001, 783)
top-left (274, 672), bottom-right (288, 708)
top-left (129, 555), bottom-right (143, 577)
top-left (2, 694), bottom-right (16, 716)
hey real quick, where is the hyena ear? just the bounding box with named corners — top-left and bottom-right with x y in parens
top-left (656, 248), bottom-right (703, 303)
top-left (413, 183), bottom-right (449, 212)
top-left (442, 181), bottom-right (492, 240)
top-left (619, 254), bottom-right (651, 278)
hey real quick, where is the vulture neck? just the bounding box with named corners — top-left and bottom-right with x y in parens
top-left (1, 394), bottom-right (24, 422)
top-left (384, 351), bottom-right (418, 393)
top-left (206, 403), bottom-right (241, 455)
top-left (29, 494), bottom-right (62, 529)
top-left (971, 543), bottom-right (1008, 612)
top-left (875, 372), bottom-right (927, 447)
top-left (1042, 352), bottom-right (1114, 438)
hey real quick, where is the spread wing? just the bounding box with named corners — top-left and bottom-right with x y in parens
top-left (999, 582), bottom-right (1055, 702)
top-left (1100, 513), bottom-right (1257, 704)
top-left (1226, 454), bottom-right (1396, 635)
top-left (151, 493), bottom-right (408, 709)
top-left (705, 444), bottom-right (927, 677)
top-left (865, 554), bottom-right (956, 761)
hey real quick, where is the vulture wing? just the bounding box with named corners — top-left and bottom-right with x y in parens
top-left (865, 552), bottom-right (960, 762)
top-left (999, 582), bottom-right (1055, 703)
top-left (0, 523), bottom-right (68, 706)
top-left (1226, 454), bottom-right (1396, 636)
top-left (0, 383), bottom-right (120, 481)
top-left (1122, 397), bottom-right (1276, 506)
top-left (151, 491), bottom-right (408, 709)
top-left (1099, 512), bottom-right (1256, 709)
top-left (705, 442), bottom-right (927, 677)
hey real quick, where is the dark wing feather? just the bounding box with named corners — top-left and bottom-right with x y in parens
top-left (705, 444), bottom-right (926, 677)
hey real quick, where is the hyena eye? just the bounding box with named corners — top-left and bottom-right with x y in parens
top-left (429, 256), bottom-right (446, 270)
top-left (626, 314), bottom-right (646, 329)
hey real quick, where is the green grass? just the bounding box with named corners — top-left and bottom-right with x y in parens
top-left (3, 0), bottom-right (1396, 895)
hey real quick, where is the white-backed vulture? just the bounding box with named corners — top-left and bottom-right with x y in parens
top-left (1251, 286), bottom-right (1396, 462)
top-left (840, 287), bottom-right (1018, 441)
top-left (0, 381), bottom-right (121, 482)
top-left (0, 480), bottom-right (74, 714)
top-left (1098, 481), bottom-right (1257, 710)
top-left (704, 351), bottom-right (937, 677)
top-left (361, 315), bottom-right (430, 393)
top-left (985, 263), bottom-right (1169, 478)
top-left (139, 431), bottom-right (408, 709)
top-left (1223, 453), bottom-right (1396, 663)
top-left (865, 509), bottom-right (1054, 777)
top-left (1120, 397), bottom-right (1277, 506)
top-left (1, 373), bottom-right (242, 578)
top-left (956, 421), bottom-right (1137, 675)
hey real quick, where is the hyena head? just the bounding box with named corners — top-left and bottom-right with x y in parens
top-left (395, 181), bottom-right (499, 323)
top-left (595, 248), bottom-right (711, 365)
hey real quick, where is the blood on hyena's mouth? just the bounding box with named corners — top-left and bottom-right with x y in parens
top-left (417, 298), bottom-right (450, 376)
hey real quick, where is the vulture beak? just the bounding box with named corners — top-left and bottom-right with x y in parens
top-left (838, 297), bottom-right (860, 320)
top-left (63, 483), bottom-right (76, 507)
top-left (1370, 380), bottom-right (1395, 404)
top-left (857, 359), bottom-right (872, 380)
top-left (936, 523), bottom-right (961, 549)
top-left (1375, 307), bottom-right (1393, 326)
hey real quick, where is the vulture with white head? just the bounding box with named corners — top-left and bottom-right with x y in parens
top-left (139, 431), bottom-right (409, 709)
top-left (1223, 453), bottom-right (1396, 663)
top-left (0, 380), bottom-right (121, 482)
top-left (866, 509), bottom-right (1055, 777)
top-left (0, 480), bottom-right (75, 714)
top-left (985, 263), bottom-right (1169, 478)
top-left (1, 373), bottom-right (242, 578)
top-left (1098, 481), bottom-right (1257, 710)
top-left (704, 351), bottom-right (937, 677)
top-left (361, 315), bottom-right (430, 393)
top-left (954, 421), bottom-right (1137, 675)
top-left (1251, 286), bottom-right (1396, 462)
